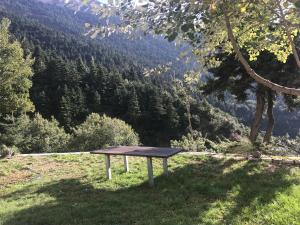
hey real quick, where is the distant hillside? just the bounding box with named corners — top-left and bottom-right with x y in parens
top-left (0, 0), bottom-right (194, 76)
top-left (208, 93), bottom-right (300, 138)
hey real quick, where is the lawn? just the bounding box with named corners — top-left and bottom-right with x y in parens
top-left (0, 153), bottom-right (300, 225)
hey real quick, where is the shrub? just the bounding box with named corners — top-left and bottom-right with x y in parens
top-left (1, 114), bottom-right (70, 153)
top-left (0, 145), bottom-right (18, 158)
top-left (258, 134), bottom-right (300, 156)
top-left (70, 113), bottom-right (139, 151)
top-left (171, 131), bottom-right (217, 152)
top-left (171, 130), bottom-right (253, 153)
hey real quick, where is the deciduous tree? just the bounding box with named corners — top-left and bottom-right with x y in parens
top-left (78, 0), bottom-right (300, 95)
top-left (0, 18), bottom-right (34, 115)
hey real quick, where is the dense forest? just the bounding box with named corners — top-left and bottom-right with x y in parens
top-left (0, 0), bottom-right (195, 75)
top-left (0, 0), bottom-right (299, 150)
top-left (0, 0), bottom-right (244, 148)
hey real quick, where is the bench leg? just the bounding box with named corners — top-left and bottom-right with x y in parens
top-left (147, 157), bottom-right (154, 186)
top-left (105, 154), bottom-right (112, 180)
top-left (163, 158), bottom-right (168, 176)
top-left (124, 156), bottom-right (129, 172)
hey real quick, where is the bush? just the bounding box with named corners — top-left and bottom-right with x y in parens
top-left (1, 114), bottom-right (70, 153)
top-left (171, 131), bottom-right (217, 152)
top-left (258, 134), bottom-right (300, 156)
top-left (0, 145), bottom-right (18, 158)
top-left (171, 130), bottom-right (253, 153)
top-left (70, 113), bottom-right (139, 151)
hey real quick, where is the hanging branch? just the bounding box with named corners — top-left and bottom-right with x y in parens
top-left (224, 9), bottom-right (300, 96)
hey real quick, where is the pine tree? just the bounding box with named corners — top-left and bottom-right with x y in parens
top-left (127, 88), bottom-right (141, 123)
top-left (60, 95), bottom-right (73, 129)
top-left (165, 99), bottom-right (179, 130)
top-left (76, 56), bottom-right (87, 76)
top-left (149, 90), bottom-right (166, 122)
top-left (72, 87), bottom-right (88, 123)
top-left (59, 86), bottom-right (73, 129)
top-left (92, 91), bottom-right (101, 113)
top-left (33, 46), bottom-right (46, 73)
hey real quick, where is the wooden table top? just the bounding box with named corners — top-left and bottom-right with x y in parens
top-left (90, 146), bottom-right (182, 158)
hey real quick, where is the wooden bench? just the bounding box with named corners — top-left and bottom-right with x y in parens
top-left (90, 146), bottom-right (182, 186)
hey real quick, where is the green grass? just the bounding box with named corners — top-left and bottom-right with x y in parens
top-left (1, 154), bottom-right (300, 225)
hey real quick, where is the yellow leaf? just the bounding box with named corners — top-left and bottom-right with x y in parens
top-left (240, 6), bottom-right (247, 13)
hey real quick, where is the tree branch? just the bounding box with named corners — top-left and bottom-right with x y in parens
top-left (276, 0), bottom-right (300, 68)
top-left (223, 9), bottom-right (300, 96)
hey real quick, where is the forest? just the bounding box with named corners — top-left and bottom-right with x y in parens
top-left (0, 0), bottom-right (300, 154)
top-left (1, 1), bottom-right (300, 225)
top-left (0, 0), bottom-right (247, 154)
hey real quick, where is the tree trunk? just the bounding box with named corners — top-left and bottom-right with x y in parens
top-left (186, 96), bottom-right (193, 134)
top-left (249, 91), bottom-right (266, 143)
top-left (224, 11), bottom-right (300, 96)
top-left (263, 91), bottom-right (275, 143)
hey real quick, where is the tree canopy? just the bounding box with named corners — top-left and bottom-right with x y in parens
top-left (78, 0), bottom-right (300, 96)
top-left (0, 0), bottom-right (246, 146)
top-left (0, 18), bottom-right (34, 115)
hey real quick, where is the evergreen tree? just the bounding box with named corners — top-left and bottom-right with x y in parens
top-left (149, 90), bottom-right (166, 122)
top-left (165, 99), bottom-right (179, 131)
top-left (126, 88), bottom-right (141, 123)
top-left (91, 91), bottom-right (101, 113)
top-left (32, 46), bottom-right (46, 73)
top-left (60, 95), bottom-right (72, 130)
top-left (76, 57), bottom-right (87, 76)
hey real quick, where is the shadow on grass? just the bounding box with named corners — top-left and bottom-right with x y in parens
top-left (2, 158), bottom-right (299, 225)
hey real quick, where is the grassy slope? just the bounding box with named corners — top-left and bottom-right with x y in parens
top-left (0, 154), bottom-right (300, 225)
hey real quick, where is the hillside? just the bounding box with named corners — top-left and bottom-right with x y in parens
top-left (0, 0), bottom-right (245, 146)
top-left (211, 95), bottom-right (300, 138)
top-left (0, 0), bottom-right (194, 76)
top-left (0, 0), bottom-right (298, 141)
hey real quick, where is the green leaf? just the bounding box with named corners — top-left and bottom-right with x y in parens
top-left (81, 0), bottom-right (89, 4)
top-left (295, 0), bottom-right (300, 8)
top-left (181, 23), bottom-right (194, 32)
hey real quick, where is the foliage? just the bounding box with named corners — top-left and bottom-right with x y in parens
top-left (171, 131), bottom-right (217, 152)
top-left (5, 0), bottom-right (294, 147)
top-left (0, 18), bottom-right (34, 115)
top-left (26, 44), bottom-right (245, 146)
top-left (259, 134), bottom-right (300, 155)
top-left (0, 0), bottom-right (252, 147)
top-left (208, 93), bottom-right (300, 138)
top-left (0, 0), bottom-right (192, 76)
top-left (81, 0), bottom-right (300, 65)
top-left (70, 113), bottom-right (139, 151)
top-left (0, 114), bottom-right (70, 153)
top-left (80, 0), bottom-right (300, 95)
top-left (171, 130), bottom-right (255, 153)
top-left (1, 154), bottom-right (300, 225)
top-left (0, 144), bottom-right (18, 158)
top-left (203, 49), bottom-right (300, 141)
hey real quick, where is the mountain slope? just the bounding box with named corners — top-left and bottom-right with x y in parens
top-left (0, 0), bottom-right (246, 146)
top-left (0, 0), bottom-right (193, 76)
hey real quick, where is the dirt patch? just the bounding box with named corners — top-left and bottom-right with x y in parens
top-left (0, 170), bottom-right (33, 186)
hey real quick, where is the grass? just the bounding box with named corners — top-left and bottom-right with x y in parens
top-left (1, 153), bottom-right (300, 225)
